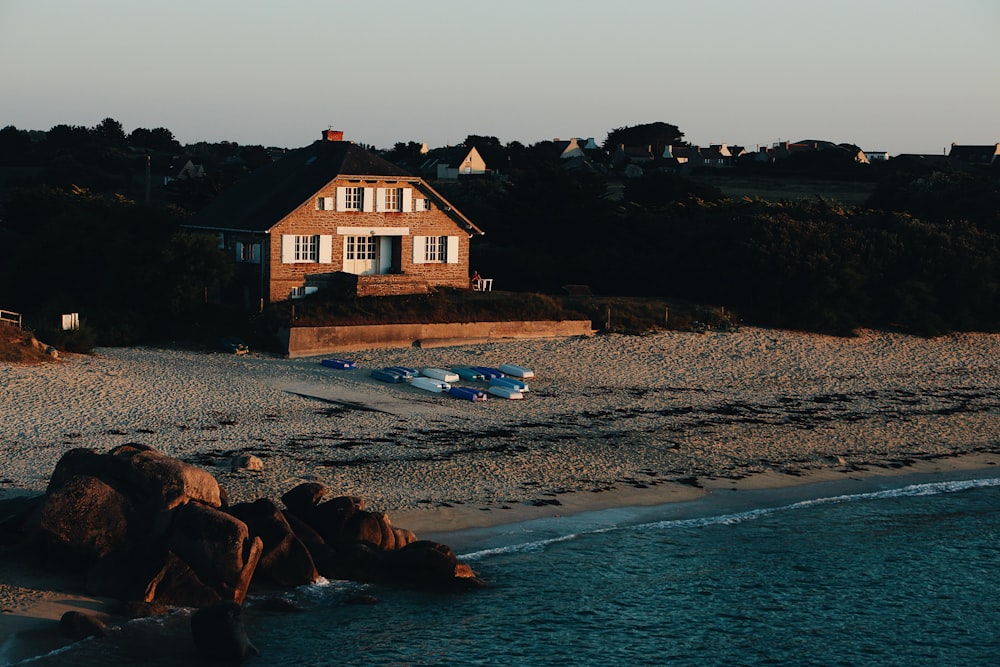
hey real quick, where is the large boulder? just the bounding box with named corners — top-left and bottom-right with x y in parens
top-left (280, 481), bottom-right (326, 518)
top-left (191, 601), bottom-right (259, 662)
top-left (307, 495), bottom-right (364, 545)
top-left (228, 499), bottom-right (319, 587)
top-left (167, 503), bottom-right (262, 604)
top-left (35, 474), bottom-right (134, 570)
top-left (110, 444), bottom-right (222, 510)
top-left (144, 551), bottom-right (222, 608)
top-left (382, 541), bottom-right (485, 590)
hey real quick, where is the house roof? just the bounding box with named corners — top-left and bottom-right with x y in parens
top-left (185, 140), bottom-right (482, 235)
top-left (949, 143), bottom-right (1000, 163)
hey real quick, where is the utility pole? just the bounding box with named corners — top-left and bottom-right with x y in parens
top-left (145, 154), bottom-right (151, 205)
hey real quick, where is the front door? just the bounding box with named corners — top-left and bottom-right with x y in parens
top-left (343, 236), bottom-right (378, 275)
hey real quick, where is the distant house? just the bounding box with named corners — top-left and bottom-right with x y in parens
top-left (164, 158), bottom-right (205, 185)
top-left (949, 143), bottom-right (1000, 166)
top-left (183, 130), bottom-right (484, 309)
top-left (419, 146), bottom-right (489, 179)
top-left (864, 150), bottom-right (890, 162)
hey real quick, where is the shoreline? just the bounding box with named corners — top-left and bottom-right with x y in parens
top-left (3, 326), bottom-right (1000, 660)
top-left (404, 449), bottom-right (1000, 543)
top-left (3, 453), bottom-right (999, 664)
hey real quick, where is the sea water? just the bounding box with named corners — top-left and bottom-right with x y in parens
top-left (12, 472), bottom-right (1000, 666)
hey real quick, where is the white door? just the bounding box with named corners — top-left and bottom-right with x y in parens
top-left (343, 236), bottom-right (378, 275)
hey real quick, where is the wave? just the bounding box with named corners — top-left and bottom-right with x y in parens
top-left (460, 476), bottom-right (1000, 561)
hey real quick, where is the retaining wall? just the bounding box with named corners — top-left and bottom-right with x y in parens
top-left (280, 320), bottom-right (595, 358)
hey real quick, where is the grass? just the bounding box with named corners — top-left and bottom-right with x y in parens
top-left (695, 171), bottom-right (877, 205)
top-left (265, 289), bottom-right (739, 336)
top-left (0, 321), bottom-right (57, 363)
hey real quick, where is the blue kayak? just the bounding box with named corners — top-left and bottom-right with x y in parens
top-left (371, 368), bottom-right (407, 383)
top-left (448, 386), bottom-right (488, 402)
top-left (321, 358), bottom-right (356, 370)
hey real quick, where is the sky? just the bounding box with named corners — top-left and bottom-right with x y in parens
top-left (1, 0), bottom-right (998, 155)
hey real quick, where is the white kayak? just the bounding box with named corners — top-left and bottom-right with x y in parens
top-left (487, 385), bottom-right (523, 400)
top-left (421, 367), bottom-right (460, 383)
top-left (411, 376), bottom-right (450, 393)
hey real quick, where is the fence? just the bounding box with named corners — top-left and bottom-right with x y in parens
top-left (0, 309), bottom-right (22, 328)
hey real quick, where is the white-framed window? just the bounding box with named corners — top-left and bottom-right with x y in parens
top-left (385, 187), bottom-right (400, 212)
top-left (294, 235), bottom-right (318, 261)
top-left (345, 236), bottom-right (376, 260)
top-left (281, 234), bottom-right (333, 263)
top-left (290, 286), bottom-right (319, 299)
top-left (317, 196), bottom-right (334, 210)
top-left (412, 235), bottom-right (459, 264)
top-left (343, 187), bottom-right (363, 211)
top-left (414, 198), bottom-right (429, 211)
top-left (425, 235), bottom-right (447, 262)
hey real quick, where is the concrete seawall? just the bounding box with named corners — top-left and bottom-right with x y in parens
top-left (279, 320), bottom-right (595, 358)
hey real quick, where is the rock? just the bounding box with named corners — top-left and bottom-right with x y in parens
top-left (228, 499), bottom-right (319, 587)
top-left (110, 445), bottom-right (222, 510)
top-left (309, 495), bottom-right (364, 545)
top-left (230, 454), bottom-right (263, 472)
top-left (59, 610), bottom-right (107, 640)
top-left (191, 601), bottom-right (259, 662)
top-left (144, 551), bottom-right (222, 608)
top-left (281, 510), bottom-right (340, 579)
top-left (280, 482), bottom-right (327, 517)
top-left (383, 540), bottom-right (485, 590)
top-left (168, 503), bottom-right (262, 604)
top-left (0, 493), bottom-right (43, 547)
top-left (35, 474), bottom-right (133, 570)
top-left (85, 546), bottom-right (164, 600)
top-left (341, 509), bottom-right (385, 549)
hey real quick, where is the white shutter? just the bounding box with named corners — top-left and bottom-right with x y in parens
top-left (318, 235), bottom-right (333, 263)
top-left (376, 188), bottom-right (386, 212)
top-left (336, 187), bottom-right (346, 211)
top-left (281, 235), bottom-right (295, 263)
top-left (322, 196), bottom-right (334, 210)
top-left (414, 198), bottom-right (425, 212)
top-left (402, 188), bottom-right (413, 212)
top-left (235, 242), bottom-right (244, 261)
top-left (362, 187), bottom-right (374, 212)
top-left (250, 243), bottom-right (261, 264)
top-left (412, 236), bottom-right (426, 264)
top-left (446, 236), bottom-right (459, 264)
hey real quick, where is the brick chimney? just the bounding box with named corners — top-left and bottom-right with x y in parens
top-left (322, 129), bottom-right (344, 142)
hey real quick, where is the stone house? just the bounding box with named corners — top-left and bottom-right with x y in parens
top-left (184, 130), bottom-right (484, 310)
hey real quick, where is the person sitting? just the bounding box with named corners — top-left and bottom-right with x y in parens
top-left (470, 270), bottom-right (482, 290)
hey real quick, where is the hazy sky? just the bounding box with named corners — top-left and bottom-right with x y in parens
top-left (2, 0), bottom-right (997, 155)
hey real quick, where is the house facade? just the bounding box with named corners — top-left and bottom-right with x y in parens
top-left (184, 131), bottom-right (484, 310)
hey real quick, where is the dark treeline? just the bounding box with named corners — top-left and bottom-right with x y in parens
top-left (1, 119), bottom-right (999, 343)
top-left (447, 162), bottom-right (1000, 335)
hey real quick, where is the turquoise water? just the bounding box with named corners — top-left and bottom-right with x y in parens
top-left (12, 473), bottom-right (1000, 666)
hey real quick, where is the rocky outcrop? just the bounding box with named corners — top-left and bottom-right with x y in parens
top-left (1, 445), bottom-right (483, 613)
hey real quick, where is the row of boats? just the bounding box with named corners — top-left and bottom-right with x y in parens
top-left (319, 359), bottom-right (535, 400)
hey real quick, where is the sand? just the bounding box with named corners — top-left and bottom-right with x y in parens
top-left (2, 326), bottom-right (1000, 656)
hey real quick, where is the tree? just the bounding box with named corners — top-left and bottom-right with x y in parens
top-left (92, 117), bottom-right (127, 145)
top-left (602, 122), bottom-right (684, 154)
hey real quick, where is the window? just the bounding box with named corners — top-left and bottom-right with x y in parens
top-left (282, 235), bottom-right (332, 263)
top-left (235, 241), bottom-right (261, 264)
top-left (317, 196), bottom-right (334, 210)
top-left (345, 236), bottom-right (376, 260)
top-left (425, 235), bottom-right (447, 262)
top-left (343, 187), bottom-right (363, 211)
top-left (412, 235), bottom-right (458, 264)
top-left (294, 235), bottom-right (319, 262)
top-left (384, 187), bottom-right (401, 212)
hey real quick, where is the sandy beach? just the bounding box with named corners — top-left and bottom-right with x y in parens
top-left (3, 326), bottom-right (1000, 656)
